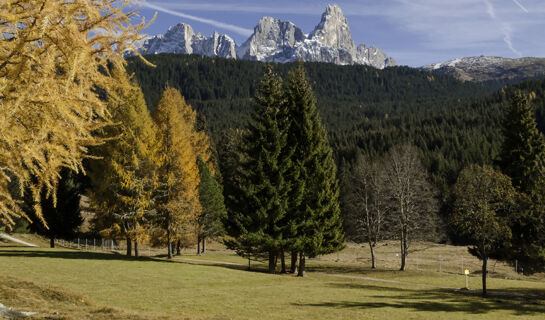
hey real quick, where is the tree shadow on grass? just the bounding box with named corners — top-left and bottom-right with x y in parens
top-left (297, 282), bottom-right (545, 316)
top-left (0, 248), bottom-right (276, 275)
top-left (0, 249), bottom-right (177, 263)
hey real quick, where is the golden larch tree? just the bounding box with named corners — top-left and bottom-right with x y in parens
top-left (0, 0), bottom-right (152, 229)
top-left (152, 87), bottom-right (211, 258)
top-left (88, 73), bottom-right (160, 257)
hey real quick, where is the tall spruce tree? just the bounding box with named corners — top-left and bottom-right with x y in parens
top-left (220, 129), bottom-right (262, 269)
top-left (498, 91), bottom-right (545, 274)
top-left (196, 158), bottom-right (227, 254)
top-left (235, 66), bottom-right (293, 273)
top-left (285, 65), bottom-right (344, 276)
top-left (498, 91), bottom-right (545, 195)
top-left (28, 168), bottom-right (84, 248)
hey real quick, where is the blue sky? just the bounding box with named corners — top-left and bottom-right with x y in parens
top-left (136, 0), bottom-right (545, 67)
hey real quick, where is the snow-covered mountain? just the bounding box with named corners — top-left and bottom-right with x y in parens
top-left (142, 23), bottom-right (236, 59)
top-left (238, 4), bottom-right (396, 68)
top-left (141, 4), bottom-right (396, 69)
top-left (421, 56), bottom-right (545, 82)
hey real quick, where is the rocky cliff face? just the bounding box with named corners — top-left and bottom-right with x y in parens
top-left (141, 4), bottom-right (395, 69)
top-left (421, 56), bottom-right (545, 82)
top-left (238, 4), bottom-right (396, 68)
top-left (236, 17), bottom-right (305, 62)
top-left (142, 23), bottom-right (236, 59)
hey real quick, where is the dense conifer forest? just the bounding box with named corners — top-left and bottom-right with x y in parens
top-left (127, 54), bottom-right (545, 239)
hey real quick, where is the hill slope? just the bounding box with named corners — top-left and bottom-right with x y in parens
top-left (421, 56), bottom-right (545, 82)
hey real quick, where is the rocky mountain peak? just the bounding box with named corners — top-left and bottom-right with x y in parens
top-left (141, 24), bottom-right (235, 58)
top-left (237, 16), bottom-right (305, 61)
top-left (309, 4), bottom-right (355, 54)
top-left (140, 4), bottom-right (395, 69)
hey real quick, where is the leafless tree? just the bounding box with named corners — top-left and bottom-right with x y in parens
top-left (345, 156), bottom-right (389, 268)
top-left (384, 144), bottom-right (439, 271)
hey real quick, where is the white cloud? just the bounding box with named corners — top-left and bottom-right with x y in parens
top-left (141, 2), bottom-right (253, 37)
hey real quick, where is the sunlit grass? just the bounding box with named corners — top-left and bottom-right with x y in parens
top-left (0, 244), bottom-right (544, 319)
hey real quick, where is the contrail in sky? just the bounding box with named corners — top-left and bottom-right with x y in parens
top-left (141, 2), bottom-right (253, 37)
top-left (482, 0), bottom-right (522, 57)
top-left (511, 0), bottom-right (529, 13)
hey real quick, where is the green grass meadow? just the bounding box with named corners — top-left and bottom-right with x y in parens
top-left (1, 244), bottom-right (544, 319)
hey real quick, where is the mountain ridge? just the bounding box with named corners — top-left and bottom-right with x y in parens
top-left (140, 4), bottom-right (396, 69)
top-left (421, 56), bottom-right (545, 82)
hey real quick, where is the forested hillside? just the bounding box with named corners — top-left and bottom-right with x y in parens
top-left (127, 54), bottom-right (498, 137)
top-left (127, 54), bottom-right (545, 238)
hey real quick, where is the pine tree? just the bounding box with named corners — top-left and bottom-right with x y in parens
top-left (152, 87), bottom-right (211, 259)
top-left (498, 92), bottom-right (545, 274)
top-left (27, 168), bottom-right (84, 248)
top-left (498, 91), bottom-right (545, 195)
top-left (88, 75), bottom-right (159, 256)
top-left (196, 158), bottom-right (227, 254)
top-left (220, 129), bottom-right (261, 269)
top-left (233, 67), bottom-right (293, 273)
top-left (0, 0), bottom-right (151, 229)
top-left (285, 65), bottom-right (344, 276)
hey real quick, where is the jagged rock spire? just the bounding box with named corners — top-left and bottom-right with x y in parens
top-left (140, 4), bottom-right (396, 69)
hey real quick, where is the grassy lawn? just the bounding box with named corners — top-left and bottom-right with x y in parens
top-left (1, 244), bottom-right (544, 319)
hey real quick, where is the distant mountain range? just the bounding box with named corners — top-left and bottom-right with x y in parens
top-left (421, 56), bottom-right (545, 82)
top-left (141, 4), bottom-right (396, 70)
top-left (139, 4), bottom-right (545, 81)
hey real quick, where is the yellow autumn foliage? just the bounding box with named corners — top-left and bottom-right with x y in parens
top-left (87, 72), bottom-right (160, 245)
top-left (152, 87), bottom-right (211, 254)
top-left (0, 0), bottom-right (152, 229)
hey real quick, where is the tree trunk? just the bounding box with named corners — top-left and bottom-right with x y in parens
top-left (202, 237), bottom-right (206, 254)
top-left (50, 237), bottom-right (55, 248)
top-left (134, 241), bottom-right (139, 257)
top-left (290, 251), bottom-right (298, 273)
top-left (248, 253), bottom-right (251, 270)
top-left (126, 237), bottom-right (132, 257)
top-left (370, 243), bottom-right (376, 269)
top-left (280, 250), bottom-right (286, 273)
top-left (197, 236), bottom-right (201, 255)
top-left (297, 252), bottom-right (306, 277)
top-left (167, 229), bottom-right (172, 259)
top-left (400, 231), bottom-right (406, 271)
top-left (176, 240), bottom-right (181, 256)
top-left (482, 257), bottom-right (488, 297)
top-left (268, 251), bottom-right (277, 274)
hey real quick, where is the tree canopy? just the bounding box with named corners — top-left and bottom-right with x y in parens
top-left (0, 0), bottom-right (151, 228)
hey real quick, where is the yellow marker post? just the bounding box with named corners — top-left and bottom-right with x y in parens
top-left (464, 269), bottom-right (470, 289)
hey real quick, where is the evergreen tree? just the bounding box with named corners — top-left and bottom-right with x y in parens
top-left (220, 129), bottom-right (262, 269)
top-left (498, 92), bottom-right (545, 274)
top-left (88, 75), bottom-right (159, 256)
top-left (285, 65), bottom-right (344, 276)
top-left (231, 67), bottom-right (293, 273)
top-left (196, 158), bottom-right (227, 254)
top-left (152, 87), bottom-right (211, 259)
top-left (498, 91), bottom-right (545, 195)
top-left (28, 168), bottom-right (84, 248)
